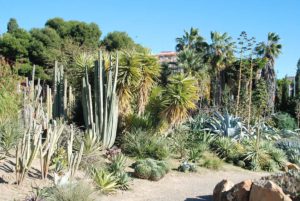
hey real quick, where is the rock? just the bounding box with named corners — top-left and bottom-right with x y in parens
top-left (225, 179), bottom-right (252, 201)
top-left (284, 162), bottom-right (300, 172)
top-left (249, 180), bottom-right (292, 201)
top-left (213, 179), bottom-right (234, 201)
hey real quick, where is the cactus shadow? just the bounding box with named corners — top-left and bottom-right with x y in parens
top-left (0, 160), bottom-right (14, 173)
top-left (184, 195), bottom-right (213, 201)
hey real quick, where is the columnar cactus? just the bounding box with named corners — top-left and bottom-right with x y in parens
top-left (67, 124), bottom-right (84, 177)
top-left (52, 61), bottom-right (75, 120)
top-left (82, 51), bottom-right (119, 148)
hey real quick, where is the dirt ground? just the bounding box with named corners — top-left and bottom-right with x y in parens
top-left (99, 165), bottom-right (267, 201)
top-left (0, 157), bottom-right (267, 201)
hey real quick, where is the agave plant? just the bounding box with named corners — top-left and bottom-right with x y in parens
top-left (205, 110), bottom-right (249, 140)
top-left (92, 168), bottom-right (119, 194)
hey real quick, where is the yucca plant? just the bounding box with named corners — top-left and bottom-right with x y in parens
top-left (160, 74), bottom-right (199, 126)
top-left (92, 168), bottom-right (119, 194)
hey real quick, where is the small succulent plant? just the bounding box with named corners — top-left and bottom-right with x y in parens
top-left (178, 161), bottom-right (197, 173)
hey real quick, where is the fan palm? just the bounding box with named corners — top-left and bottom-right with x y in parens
top-left (160, 74), bottom-right (199, 126)
top-left (256, 32), bottom-right (282, 113)
top-left (209, 32), bottom-right (235, 105)
top-left (176, 27), bottom-right (207, 52)
top-left (177, 48), bottom-right (202, 74)
top-left (136, 53), bottom-right (161, 116)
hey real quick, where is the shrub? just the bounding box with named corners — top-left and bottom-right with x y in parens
top-left (133, 159), bottom-right (169, 181)
top-left (17, 63), bottom-right (50, 82)
top-left (0, 119), bottom-right (22, 153)
top-left (273, 112), bottom-right (297, 130)
top-left (242, 140), bottom-right (287, 171)
top-left (276, 138), bottom-right (300, 165)
top-left (262, 170), bottom-right (300, 201)
top-left (210, 137), bottom-right (244, 163)
top-left (200, 152), bottom-right (223, 170)
top-left (122, 130), bottom-right (170, 160)
top-left (39, 182), bottom-right (94, 201)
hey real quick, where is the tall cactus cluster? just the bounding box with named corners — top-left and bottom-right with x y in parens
top-left (82, 52), bottom-right (119, 148)
top-left (15, 64), bottom-right (82, 185)
top-left (52, 61), bottom-right (75, 120)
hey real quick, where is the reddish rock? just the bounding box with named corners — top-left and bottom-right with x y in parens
top-left (225, 179), bottom-right (252, 201)
top-left (213, 179), bottom-right (234, 201)
top-left (249, 180), bottom-right (292, 201)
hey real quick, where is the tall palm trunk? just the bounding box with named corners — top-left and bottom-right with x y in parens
top-left (262, 60), bottom-right (276, 114)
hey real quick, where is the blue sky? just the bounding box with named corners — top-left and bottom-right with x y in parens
top-left (0, 0), bottom-right (299, 78)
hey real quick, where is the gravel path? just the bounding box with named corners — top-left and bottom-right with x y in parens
top-left (99, 165), bottom-right (267, 201)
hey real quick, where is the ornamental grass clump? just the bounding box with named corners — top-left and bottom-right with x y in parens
top-left (133, 158), bottom-right (170, 181)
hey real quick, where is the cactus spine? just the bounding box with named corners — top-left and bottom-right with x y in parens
top-left (82, 51), bottom-right (119, 148)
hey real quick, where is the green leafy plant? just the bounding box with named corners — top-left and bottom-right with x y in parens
top-left (39, 182), bottom-right (94, 201)
top-left (0, 119), bottom-right (22, 153)
top-left (273, 112), bottom-right (297, 130)
top-left (109, 153), bottom-right (127, 174)
top-left (276, 138), bottom-right (300, 165)
top-left (199, 152), bottom-right (223, 170)
top-left (242, 140), bottom-right (287, 171)
top-left (122, 130), bottom-right (170, 160)
top-left (92, 168), bottom-right (119, 194)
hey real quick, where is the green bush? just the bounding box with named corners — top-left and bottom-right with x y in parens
top-left (273, 112), bottom-right (297, 130)
top-left (210, 137), bottom-right (244, 163)
top-left (122, 130), bottom-right (170, 160)
top-left (39, 182), bottom-right (94, 201)
top-left (0, 119), bottom-right (22, 153)
top-left (242, 140), bottom-right (287, 171)
top-left (133, 158), bottom-right (169, 181)
top-left (17, 63), bottom-right (50, 81)
top-left (276, 138), bottom-right (300, 165)
top-left (200, 152), bottom-right (223, 170)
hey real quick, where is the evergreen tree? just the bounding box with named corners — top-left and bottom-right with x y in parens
top-left (7, 18), bottom-right (19, 33)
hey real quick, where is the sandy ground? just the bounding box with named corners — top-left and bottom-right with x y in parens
top-left (0, 157), bottom-right (268, 201)
top-left (99, 165), bottom-right (268, 201)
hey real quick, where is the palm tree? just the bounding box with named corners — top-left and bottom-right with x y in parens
top-left (160, 74), bottom-right (199, 126)
top-left (136, 53), bottom-right (161, 116)
top-left (209, 32), bottom-right (235, 106)
top-left (177, 48), bottom-right (202, 74)
top-left (176, 27), bottom-right (207, 52)
top-left (256, 32), bottom-right (282, 113)
top-left (117, 52), bottom-right (141, 115)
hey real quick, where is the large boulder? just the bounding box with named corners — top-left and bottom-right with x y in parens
top-left (213, 179), bottom-right (234, 201)
top-left (249, 180), bottom-right (292, 201)
top-left (225, 179), bottom-right (252, 201)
